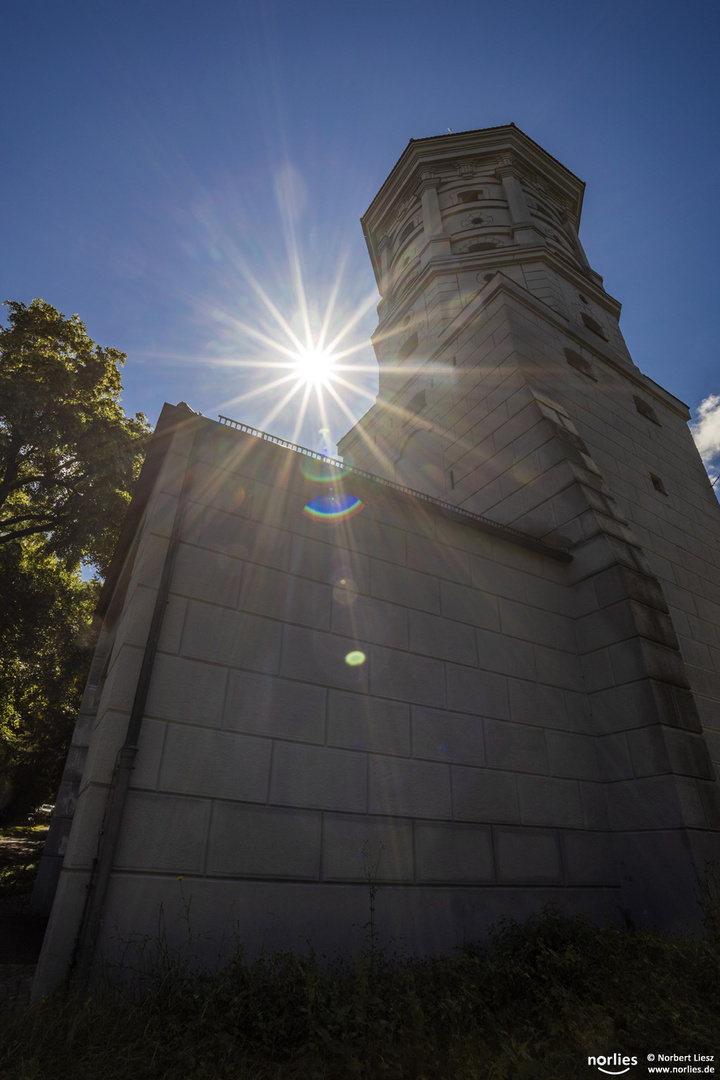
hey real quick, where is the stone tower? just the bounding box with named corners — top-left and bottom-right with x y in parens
top-left (340, 123), bottom-right (720, 915)
top-left (341, 124), bottom-right (643, 515)
top-left (32, 126), bottom-right (720, 997)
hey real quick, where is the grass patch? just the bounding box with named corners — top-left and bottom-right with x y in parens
top-left (0, 824), bottom-right (49, 838)
top-left (2, 905), bottom-right (719, 1079)
top-left (0, 861), bottom-right (40, 901)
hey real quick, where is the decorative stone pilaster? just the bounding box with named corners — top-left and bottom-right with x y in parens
top-left (497, 159), bottom-right (544, 246)
top-left (562, 213), bottom-right (604, 287)
top-left (377, 235), bottom-right (392, 298)
top-left (416, 173), bottom-right (451, 261)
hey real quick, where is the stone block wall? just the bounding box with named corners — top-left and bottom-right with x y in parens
top-left (35, 408), bottom-right (639, 994)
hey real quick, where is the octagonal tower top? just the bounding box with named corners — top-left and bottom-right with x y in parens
top-left (362, 123), bottom-right (592, 302)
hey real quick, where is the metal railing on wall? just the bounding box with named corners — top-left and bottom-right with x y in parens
top-left (217, 414), bottom-right (571, 561)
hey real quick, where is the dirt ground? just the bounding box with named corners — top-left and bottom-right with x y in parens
top-left (0, 826), bottom-right (48, 872)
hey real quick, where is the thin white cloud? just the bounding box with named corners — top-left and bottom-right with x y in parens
top-left (691, 394), bottom-right (720, 473)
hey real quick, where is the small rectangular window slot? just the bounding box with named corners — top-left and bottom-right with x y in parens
top-left (408, 389), bottom-right (426, 414)
top-left (634, 395), bottom-right (661, 426)
top-left (449, 470), bottom-right (456, 490)
top-left (398, 332), bottom-right (418, 360)
top-left (396, 220), bottom-right (416, 246)
top-left (581, 311), bottom-right (608, 340)
top-left (564, 348), bottom-right (596, 380)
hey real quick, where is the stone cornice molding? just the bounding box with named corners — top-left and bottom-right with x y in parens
top-left (414, 171), bottom-right (441, 196)
top-left (378, 241), bottom-right (622, 327)
top-left (495, 157), bottom-right (518, 179)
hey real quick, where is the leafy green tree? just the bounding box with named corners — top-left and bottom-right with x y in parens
top-left (0, 539), bottom-right (98, 818)
top-left (0, 300), bottom-right (151, 820)
top-left (0, 298), bottom-right (150, 575)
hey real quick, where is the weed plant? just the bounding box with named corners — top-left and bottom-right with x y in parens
top-left (2, 904), bottom-right (719, 1080)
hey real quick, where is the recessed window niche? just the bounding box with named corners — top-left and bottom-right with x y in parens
top-left (398, 332), bottom-right (418, 360)
top-left (407, 389), bottom-right (426, 414)
top-left (396, 220), bottom-right (416, 247)
top-left (634, 396), bottom-right (661, 426)
top-left (580, 311), bottom-right (608, 340)
top-left (564, 348), bottom-right (596, 380)
top-left (467, 241), bottom-right (497, 253)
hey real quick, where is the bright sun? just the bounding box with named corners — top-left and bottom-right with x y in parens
top-left (212, 241), bottom-right (382, 448)
top-left (293, 345), bottom-right (336, 388)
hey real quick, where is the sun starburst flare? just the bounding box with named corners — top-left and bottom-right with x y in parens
top-left (205, 237), bottom-right (385, 453)
top-left (292, 343), bottom-right (337, 389)
top-left (181, 164), bottom-right (436, 464)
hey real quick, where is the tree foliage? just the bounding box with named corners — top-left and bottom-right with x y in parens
top-left (0, 298), bottom-right (150, 575)
top-left (0, 539), bottom-right (98, 818)
top-left (0, 299), bottom-right (151, 820)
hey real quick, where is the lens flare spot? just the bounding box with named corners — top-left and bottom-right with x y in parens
top-left (302, 493), bottom-right (364, 522)
top-left (345, 650), bottom-right (366, 666)
top-left (333, 578), bottom-right (359, 607)
top-left (318, 427), bottom-right (332, 454)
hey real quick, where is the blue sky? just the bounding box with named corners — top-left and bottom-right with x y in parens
top-left (3, 0), bottom-right (720, 469)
